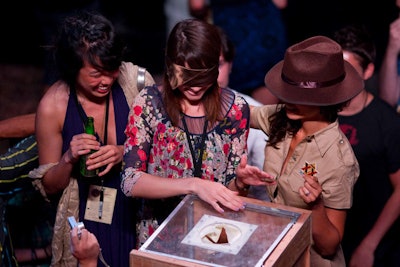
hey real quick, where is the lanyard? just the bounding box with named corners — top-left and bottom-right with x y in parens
top-left (71, 88), bottom-right (110, 219)
top-left (182, 116), bottom-right (208, 178)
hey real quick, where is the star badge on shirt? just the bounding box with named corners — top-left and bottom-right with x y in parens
top-left (300, 161), bottom-right (318, 176)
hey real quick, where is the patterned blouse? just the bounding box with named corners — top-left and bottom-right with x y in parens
top-left (121, 85), bottom-right (249, 221)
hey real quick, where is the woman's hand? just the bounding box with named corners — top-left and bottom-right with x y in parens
top-left (68, 132), bottom-right (123, 176)
top-left (194, 179), bottom-right (245, 214)
top-left (86, 145), bottom-right (124, 176)
top-left (299, 174), bottom-right (323, 204)
top-left (67, 133), bottom-right (100, 164)
top-left (236, 155), bottom-right (276, 186)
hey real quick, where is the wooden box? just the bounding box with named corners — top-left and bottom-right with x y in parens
top-left (130, 195), bottom-right (311, 267)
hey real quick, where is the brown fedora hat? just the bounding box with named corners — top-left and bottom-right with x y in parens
top-left (265, 36), bottom-right (364, 106)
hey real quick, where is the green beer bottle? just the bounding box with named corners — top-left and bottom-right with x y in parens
top-left (80, 117), bottom-right (99, 177)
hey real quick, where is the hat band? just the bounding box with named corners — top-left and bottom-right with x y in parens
top-left (281, 73), bottom-right (345, 89)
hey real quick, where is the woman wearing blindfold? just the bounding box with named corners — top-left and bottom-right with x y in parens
top-left (121, 18), bottom-right (274, 246)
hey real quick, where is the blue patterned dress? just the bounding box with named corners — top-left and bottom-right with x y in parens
top-left (62, 83), bottom-right (138, 267)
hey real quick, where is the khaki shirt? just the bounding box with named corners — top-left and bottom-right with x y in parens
top-left (252, 105), bottom-right (360, 267)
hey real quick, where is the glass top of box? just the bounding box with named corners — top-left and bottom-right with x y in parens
top-left (139, 195), bottom-right (301, 267)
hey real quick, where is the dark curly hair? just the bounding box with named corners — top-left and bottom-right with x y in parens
top-left (267, 103), bottom-right (346, 148)
top-left (53, 11), bottom-right (126, 87)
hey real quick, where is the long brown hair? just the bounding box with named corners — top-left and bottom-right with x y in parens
top-left (163, 19), bottom-right (222, 126)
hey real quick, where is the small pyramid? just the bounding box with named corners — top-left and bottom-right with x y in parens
top-left (216, 227), bottom-right (228, 244)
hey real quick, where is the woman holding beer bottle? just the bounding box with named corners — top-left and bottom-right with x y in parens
top-left (31, 11), bottom-right (155, 267)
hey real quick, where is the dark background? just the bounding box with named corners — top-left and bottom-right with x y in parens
top-left (0, 0), bottom-right (398, 152)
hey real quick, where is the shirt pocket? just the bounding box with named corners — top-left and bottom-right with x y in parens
top-left (286, 171), bottom-right (305, 194)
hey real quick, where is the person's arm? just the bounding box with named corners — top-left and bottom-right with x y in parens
top-left (228, 98), bottom-right (276, 193)
top-left (299, 174), bottom-right (346, 257)
top-left (311, 202), bottom-right (346, 257)
top-left (35, 82), bottom-right (78, 194)
top-left (379, 17), bottom-right (400, 107)
top-left (0, 113), bottom-right (36, 139)
top-left (246, 128), bottom-right (267, 169)
top-left (348, 168), bottom-right (400, 267)
top-left (250, 104), bottom-right (279, 130)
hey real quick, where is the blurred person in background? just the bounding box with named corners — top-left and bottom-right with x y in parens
top-left (189, 0), bottom-right (287, 105)
top-left (334, 24), bottom-right (400, 267)
top-left (379, 0), bottom-right (400, 112)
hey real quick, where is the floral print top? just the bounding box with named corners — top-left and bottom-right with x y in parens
top-left (121, 85), bottom-right (249, 221)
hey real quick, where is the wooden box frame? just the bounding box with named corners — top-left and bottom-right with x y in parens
top-left (130, 195), bottom-right (311, 267)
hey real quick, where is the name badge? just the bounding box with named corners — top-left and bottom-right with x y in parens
top-left (84, 185), bottom-right (116, 225)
